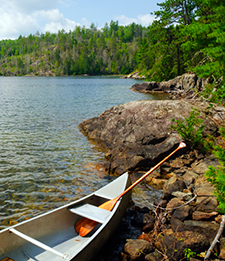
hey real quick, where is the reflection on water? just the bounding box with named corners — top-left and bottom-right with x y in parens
top-left (0, 76), bottom-right (166, 229)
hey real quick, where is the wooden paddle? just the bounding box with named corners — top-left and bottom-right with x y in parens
top-left (75, 142), bottom-right (186, 236)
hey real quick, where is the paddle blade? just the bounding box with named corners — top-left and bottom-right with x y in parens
top-left (75, 198), bottom-right (119, 237)
top-left (179, 142), bottom-right (186, 149)
top-left (75, 218), bottom-right (98, 237)
top-left (98, 198), bottom-right (118, 211)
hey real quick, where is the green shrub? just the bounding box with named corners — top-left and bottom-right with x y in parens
top-left (205, 127), bottom-right (225, 213)
top-left (184, 248), bottom-right (198, 260)
top-left (203, 80), bottom-right (225, 104)
top-left (170, 108), bottom-right (206, 150)
top-left (171, 108), bottom-right (225, 213)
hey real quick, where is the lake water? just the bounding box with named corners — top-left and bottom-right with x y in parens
top-left (0, 76), bottom-right (164, 229)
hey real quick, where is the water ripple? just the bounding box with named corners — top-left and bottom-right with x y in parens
top-left (0, 76), bottom-right (165, 228)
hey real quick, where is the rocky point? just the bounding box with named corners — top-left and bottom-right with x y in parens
top-left (81, 73), bottom-right (225, 260)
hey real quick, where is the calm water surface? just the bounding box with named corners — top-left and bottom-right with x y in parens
top-left (0, 76), bottom-right (164, 229)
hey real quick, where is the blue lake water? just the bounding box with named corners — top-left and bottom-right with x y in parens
top-left (0, 76), bottom-right (165, 228)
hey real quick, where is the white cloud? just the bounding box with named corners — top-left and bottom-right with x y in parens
top-left (115, 14), bottom-right (155, 27)
top-left (0, 0), bottom-right (157, 40)
top-left (137, 14), bottom-right (155, 26)
top-left (81, 18), bottom-right (92, 28)
top-left (0, 0), bottom-right (79, 39)
top-left (38, 9), bottom-right (80, 33)
top-left (0, 7), bottom-right (41, 39)
top-left (115, 15), bottom-right (138, 25)
top-left (39, 9), bottom-right (65, 23)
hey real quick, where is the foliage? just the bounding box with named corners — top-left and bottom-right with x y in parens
top-left (0, 22), bottom-right (146, 76)
top-left (183, 248), bottom-right (199, 260)
top-left (170, 108), bottom-right (206, 150)
top-left (202, 79), bottom-right (225, 104)
top-left (134, 0), bottom-right (225, 99)
top-left (171, 107), bottom-right (225, 214)
top-left (189, 0), bottom-right (225, 80)
top-left (171, 108), bottom-right (225, 214)
top-left (205, 127), bottom-right (225, 213)
top-left (154, 0), bottom-right (197, 26)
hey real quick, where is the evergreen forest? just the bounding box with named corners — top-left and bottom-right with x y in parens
top-left (0, 21), bottom-right (147, 77)
top-left (0, 0), bottom-right (224, 88)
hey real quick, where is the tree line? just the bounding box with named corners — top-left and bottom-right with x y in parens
top-left (0, 21), bottom-right (147, 76)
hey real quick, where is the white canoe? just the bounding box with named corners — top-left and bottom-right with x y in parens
top-left (0, 173), bottom-right (131, 261)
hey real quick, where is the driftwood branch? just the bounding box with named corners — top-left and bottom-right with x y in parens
top-left (204, 214), bottom-right (225, 260)
top-left (144, 185), bottom-right (198, 211)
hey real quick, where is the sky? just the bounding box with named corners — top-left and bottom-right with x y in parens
top-left (0, 0), bottom-right (163, 40)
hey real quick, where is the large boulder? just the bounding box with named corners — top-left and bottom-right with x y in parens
top-left (160, 231), bottom-right (210, 260)
top-left (79, 100), bottom-right (224, 175)
top-left (163, 176), bottom-right (187, 199)
top-left (130, 73), bottom-right (208, 95)
top-left (131, 81), bottom-right (163, 93)
top-left (124, 239), bottom-right (154, 260)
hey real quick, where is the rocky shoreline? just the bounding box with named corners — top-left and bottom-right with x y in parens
top-left (79, 99), bottom-right (224, 175)
top-left (122, 153), bottom-right (224, 261)
top-left (81, 73), bottom-right (225, 260)
top-left (93, 152), bottom-right (225, 261)
top-left (129, 73), bottom-right (211, 100)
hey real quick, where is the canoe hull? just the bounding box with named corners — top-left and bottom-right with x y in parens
top-left (0, 173), bottom-right (131, 261)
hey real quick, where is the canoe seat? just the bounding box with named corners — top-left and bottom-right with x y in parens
top-left (68, 204), bottom-right (111, 223)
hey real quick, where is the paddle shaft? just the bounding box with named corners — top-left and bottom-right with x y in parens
top-left (75, 142), bottom-right (186, 236)
top-left (115, 142), bottom-right (186, 202)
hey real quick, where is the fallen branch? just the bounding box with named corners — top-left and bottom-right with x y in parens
top-left (144, 185), bottom-right (198, 211)
top-left (204, 214), bottom-right (225, 260)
